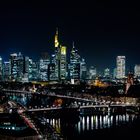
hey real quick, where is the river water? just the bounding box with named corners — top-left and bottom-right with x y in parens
top-left (32, 113), bottom-right (139, 140)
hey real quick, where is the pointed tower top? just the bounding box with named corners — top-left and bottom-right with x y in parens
top-left (56, 27), bottom-right (58, 35)
top-left (72, 41), bottom-right (75, 49)
top-left (55, 27), bottom-right (59, 47)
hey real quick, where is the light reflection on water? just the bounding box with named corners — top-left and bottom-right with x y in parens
top-left (42, 114), bottom-right (137, 135)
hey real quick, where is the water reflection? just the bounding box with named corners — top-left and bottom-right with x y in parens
top-left (41, 114), bottom-right (137, 136)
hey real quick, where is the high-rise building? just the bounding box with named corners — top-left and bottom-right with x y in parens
top-left (53, 29), bottom-right (68, 81)
top-left (24, 56), bottom-right (29, 75)
top-left (116, 56), bottom-right (125, 79)
top-left (48, 63), bottom-right (56, 81)
top-left (10, 52), bottom-right (29, 82)
top-left (39, 53), bottom-right (50, 81)
top-left (69, 43), bottom-right (80, 80)
top-left (80, 58), bottom-right (87, 80)
top-left (10, 53), bottom-right (18, 81)
top-left (28, 58), bottom-right (33, 81)
top-left (60, 45), bottom-right (67, 80)
top-left (0, 56), bottom-right (3, 80)
top-left (113, 68), bottom-right (117, 79)
top-left (55, 28), bottom-right (59, 48)
top-left (89, 66), bottom-right (96, 79)
top-left (54, 29), bottom-right (60, 80)
top-left (48, 54), bottom-right (56, 81)
top-left (17, 52), bottom-right (24, 81)
top-left (3, 61), bottom-right (10, 81)
top-left (30, 61), bottom-right (39, 81)
top-left (104, 68), bottom-right (110, 78)
top-left (21, 56), bottom-right (29, 82)
top-left (134, 64), bottom-right (140, 77)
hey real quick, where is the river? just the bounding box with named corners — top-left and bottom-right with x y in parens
top-left (29, 112), bottom-right (140, 140)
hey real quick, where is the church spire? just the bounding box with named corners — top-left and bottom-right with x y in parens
top-left (55, 28), bottom-right (59, 47)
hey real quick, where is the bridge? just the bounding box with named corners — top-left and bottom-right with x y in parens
top-left (4, 98), bottom-right (140, 117)
top-left (2, 89), bottom-right (34, 96)
top-left (2, 89), bottom-right (100, 103)
top-left (27, 104), bottom-right (138, 111)
top-left (2, 89), bottom-right (140, 112)
top-left (46, 93), bottom-right (98, 103)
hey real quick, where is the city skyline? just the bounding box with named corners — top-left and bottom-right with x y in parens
top-left (0, 1), bottom-right (140, 70)
top-left (0, 47), bottom-right (139, 82)
top-left (0, 28), bottom-right (139, 75)
top-left (0, 28), bottom-right (139, 74)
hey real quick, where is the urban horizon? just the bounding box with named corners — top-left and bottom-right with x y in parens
top-left (0, 29), bottom-right (140, 83)
top-left (0, 28), bottom-right (139, 72)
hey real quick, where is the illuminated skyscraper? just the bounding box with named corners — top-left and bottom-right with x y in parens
top-left (70, 42), bottom-right (80, 80)
top-left (113, 68), bottom-right (117, 79)
top-left (116, 56), bottom-right (125, 79)
top-left (55, 28), bottom-right (59, 48)
top-left (134, 64), bottom-right (140, 77)
top-left (17, 52), bottom-right (24, 81)
top-left (89, 66), bottom-right (96, 79)
top-left (104, 68), bottom-right (110, 78)
top-left (10, 53), bottom-right (18, 81)
top-left (3, 61), bottom-right (10, 81)
top-left (39, 53), bottom-right (50, 81)
top-left (24, 56), bottom-right (29, 75)
top-left (53, 28), bottom-right (68, 81)
top-left (80, 58), bottom-right (87, 80)
top-left (10, 52), bottom-right (30, 82)
top-left (60, 45), bottom-right (67, 80)
top-left (54, 28), bottom-right (60, 80)
top-left (28, 58), bottom-right (33, 81)
top-left (31, 61), bottom-right (39, 81)
top-left (49, 54), bottom-right (56, 81)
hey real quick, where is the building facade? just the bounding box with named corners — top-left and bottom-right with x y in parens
top-left (69, 43), bottom-right (80, 80)
top-left (104, 68), bottom-right (110, 78)
top-left (60, 45), bottom-right (67, 80)
top-left (39, 53), bottom-right (50, 81)
top-left (134, 64), bottom-right (140, 77)
top-left (116, 56), bottom-right (125, 79)
top-left (3, 61), bottom-right (10, 81)
top-left (88, 66), bottom-right (96, 79)
top-left (80, 58), bottom-right (87, 80)
top-left (10, 53), bottom-right (18, 81)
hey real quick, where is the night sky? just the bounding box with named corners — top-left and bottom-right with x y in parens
top-left (0, 1), bottom-right (140, 71)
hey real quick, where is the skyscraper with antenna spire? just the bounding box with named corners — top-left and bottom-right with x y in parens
top-left (54, 28), bottom-right (59, 48)
top-left (54, 28), bottom-right (60, 80)
top-left (70, 42), bottom-right (80, 80)
top-left (53, 28), bottom-right (67, 81)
